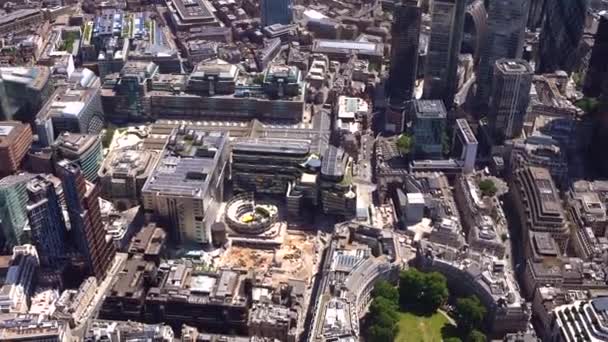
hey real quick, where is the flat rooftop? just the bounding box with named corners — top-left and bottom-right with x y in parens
top-left (232, 138), bottom-right (311, 156)
top-left (414, 100), bottom-right (447, 118)
top-left (312, 39), bottom-right (383, 57)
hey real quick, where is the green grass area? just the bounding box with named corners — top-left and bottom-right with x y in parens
top-left (394, 311), bottom-right (455, 342)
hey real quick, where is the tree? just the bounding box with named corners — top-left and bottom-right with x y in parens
top-left (477, 179), bottom-right (497, 197)
top-left (396, 134), bottom-right (413, 155)
top-left (366, 322), bottom-right (397, 342)
top-left (371, 280), bottom-right (399, 303)
top-left (455, 296), bottom-right (487, 334)
top-left (466, 329), bottom-right (486, 342)
top-left (421, 272), bottom-right (449, 312)
top-left (444, 338), bottom-right (463, 342)
top-left (102, 127), bottom-right (116, 148)
top-left (575, 97), bottom-right (600, 114)
top-left (399, 268), bottom-right (425, 308)
top-left (369, 297), bottom-right (399, 322)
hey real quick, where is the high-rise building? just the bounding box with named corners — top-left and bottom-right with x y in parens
top-left (261, 0), bottom-right (292, 27)
top-left (53, 133), bottom-right (104, 182)
top-left (35, 68), bottom-right (104, 147)
top-left (452, 118), bottom-right (478, 173)
top-left (423, 0), bottom-right (466, 107)
top-left (538, 0), bottom-right (589, 73)
top-left (57, 160), bottom-right (115, 281)
top-left (488, 59), bottom-right (533, 140)
top-left (476, 0), bottom-right (529, 109)
top-left (0, 121), bottom-right (33, 178)
top-left (412, 100), bottom-right (447, 159)
top-left (26, 175), bottom-right (67, 267)
top-left (141, 131), bottom-right (229, 245)
top-left (0, 66), bottom-right (53, 122)
top-left (583, 13), bottom-right (608, 98)
top-left (388, 0), bottom-right (422, 110)
top-left (0, 173), bottom-right (36, 248)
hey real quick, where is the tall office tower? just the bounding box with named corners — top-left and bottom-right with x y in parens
top-left (26, 175), bottom-right (67, 267)
top-left (57, 160), bottom-right (115, 281)
top-left (423, 0), bottom-right (466, 107)
top-left (476, 0), bottom-right (529, 110)
top-left (0, 173), bottom-right (36, 249)
top-left (527, 0), bottom-right (546, 29)
top-left (412, 100), bottom-right (447, 159)
top-left (388, 0), bottom-right (422, 109)
top-left (583, 13), bottom-right (608, 97)
top-left (463, 0), bottom-right (487, 63)
top-left (452, 118), bottom-right (478, 173)
top-left (261, 0), bottom-right (292, 27)
top-left (53, 133), bottom-right (103, 182)
top-left (488, 59), bottom-right (533, 140)
top-left (538, 0), bottom-right (589, 73)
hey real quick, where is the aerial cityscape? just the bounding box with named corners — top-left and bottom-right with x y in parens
top-left (0, 0), bottom-right (605, 341)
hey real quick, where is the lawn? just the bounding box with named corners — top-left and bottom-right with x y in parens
top-left (394, 311), bottom-right (455, 342)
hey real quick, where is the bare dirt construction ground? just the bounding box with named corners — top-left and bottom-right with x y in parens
top-left (217, 231), bottom-right (318, 285)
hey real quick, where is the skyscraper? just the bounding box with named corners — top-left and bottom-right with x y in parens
top-left (0, 173), bottom-right (36, 249)
top-left (488, 59), bottom-right (533, 140)
top-left (26, 175), bottom-right (67, 267)
top-left (476, 0), bottom-right (529, 109)
top-left (423, 0), bottom-right (466, 107)
top-left (412, 100), bottom-right (447, 159)
top-left (57, 160), bottom-right (115, 281)
top-left (583, 13), bottom-right (608, 98)
top-left (538, 0), bottom-right (589, 73)
top-left (388, 0), bottom-right (422, 109)
top-left (261, 0), bottom-right (292, 27)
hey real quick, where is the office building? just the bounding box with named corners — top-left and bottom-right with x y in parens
top-left (510, 166), bottom-right (569, 254)
top-left (143, 262), bottom-right (249, 334)
top-left (476, 0), bottom-right (529, 109)
top-left (412, 100), bottom-right (447, 159)
top-left (186, 60), bottom-right (239, 96)
top-left (319, 146), bottom-right (356, 217)
top-left (538, 0), bottom-right (590, 73)
top-left (98, 148), bottom-right (160, 210)
top-left (57, 160), bottom-right (116, 281)
top-left (35, 68), bottom-right (103, 147)
top-left (141, 131), bottom-right (229, 245)
top-left (0, 9), bottom-right (43, 36)
top-left (583, 12), bottom-right (608, 97)
top-left (53, 133), bottom-right (103, 182)
top-left (452, 118), bottom-right (478, 173)
top-left (549, 297), bottom-right (608, 341)
top-left (0, 66), bottom-right (53, 121)
top-left (388, 0), bottom-right (422, 109)
top-left (311, 39), bottom-right (384, 63)
top-left (232, 138), bottom-right (312, 196)
top-left (527, 0), bottom-right (546, 29)
top-left (127, 223), bottom-right (167, 264)
top-left (567, 180), bottom-right (608, 261)
top-left (423, 0), bottom-right (466, 107)
top-left (0, 122), bottom-right (33, 177)
top-left (417, 241), bottom-right (530, 336)
top-left (0, 315), bottom-right (72, 341)
top-left (0, 245), bottom-right (40, 314)
top-left (0, 173), bottom-right (36, 248)
top-left (26, 176), bottom-right (67, 267)
top-left (488, 59), bottom-right (533, 140)
top-left (463, 0), bottom-right (488, 62)
top-left (261, 0), bottom-right (292, 27)
top-left (509, 135), bottom-right (568, 189)
top-left (165, 0), bottom-right (221, 31)
top-left (85, 320), bottom-right (173, 342)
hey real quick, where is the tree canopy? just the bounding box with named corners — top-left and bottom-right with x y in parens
top-left (399, 268), bottom-right (448, 314)
top-left (366, 280), bottom-right (400, 342)
top-left (372, 280), bottom-right (399, 304)
top-left (466, 329), bottom-right (487, 342)
top-left (396, 134), bottom-right (413, 155)
top-left (455, 296), bottom-right (487, 334)
top-left (477, 179), bottom-right (497, 197)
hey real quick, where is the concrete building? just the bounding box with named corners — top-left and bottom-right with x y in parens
top-left (0, 315), bottom-right (71, 341)
top-left (141, 131), bottom-right (229, 245)
top-left (0, 66), bottom-right (52, 122)
top-left (475, 0), bottom-right (529, 109)
top-left (319, 146), bottom-right (356, 217)
top-left (53, 133), bottom-right (103, 182)
top-left (26, 176), bottom-right (67, 267)
top-left (509, 134), bottom-right (568, 188)
top-left (417, 241), bottom-right (530, 337)
top-left (0, 122), bottom-right (33, 177)
top-left (388, 0), bottom-right (422, 111)
top-left (0, 245), bottom-right (40, 314)
top-left (84, 319), bottom-right (173, 341)
top-left (98, 147), bottom-right (160, 210)
top-left (452, 118), bottom-right (478, 173)
top-left (57, 161), bottom-right (116, 281)
top-left (549, 297), bottom-right (608, 341)
top-left (127, 223), bottom-right (166, 264)
top-left (0, 9), bottom-right (43, 36)
top-left (510, 166), bottom-right (570, 255)
top-left (488, 59), bottom-right (533, 140)
top-left (412, 100), bottom-right (447, 159)
top-left (261, 0), bottom-right (292, 27)
top-left (165, 0), bottom-right (221, 31)
top-left (538, 0), bottom-right (590, 73)
top-left (35, 68), bottom-right (103, 147)
top-left (423, 0), bottom-right (466, 107)
top-left (567, 180), bottom-right (608, 261)
top-left (0, 173), bottom-right (36, 248)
